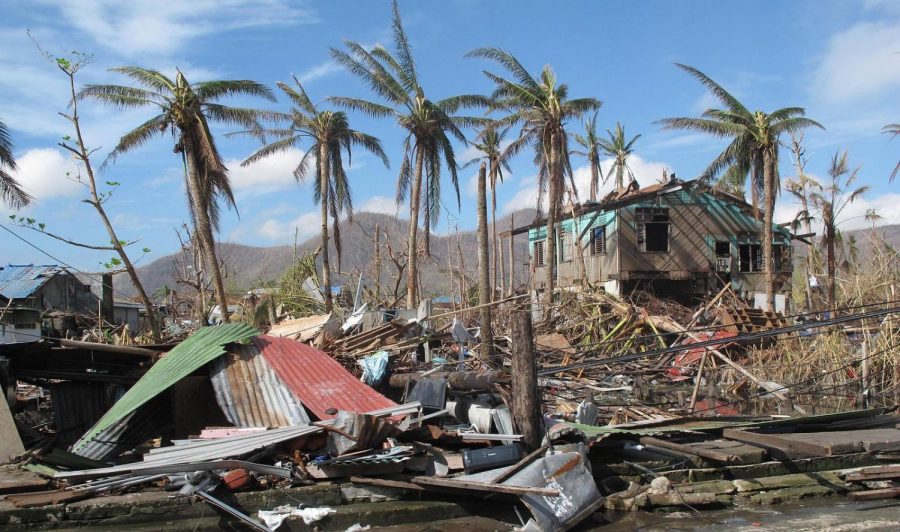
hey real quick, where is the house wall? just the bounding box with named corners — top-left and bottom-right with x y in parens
top-left (23, 273), bottom-right (98, 314)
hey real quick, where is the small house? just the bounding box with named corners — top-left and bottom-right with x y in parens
top-left (513, 178), bottom-right (798, 311)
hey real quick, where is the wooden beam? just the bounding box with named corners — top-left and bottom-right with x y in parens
top-left (722, 429), bottom-right (830, 457)
top-left (639, 437), bottom-right (742, 464)
top-left (848, 487), bottom-right (900, 501)
top-left (491, 443), bottom-right (550, 484)
top-left (510, 310), bottom-right (542, 451)
top-left (409, 476), bottom-right (558, 497)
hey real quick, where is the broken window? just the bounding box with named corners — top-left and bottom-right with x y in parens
top-left (533, 239), bottom-right (545, 267)
top-left (715, 241), bottom-right (731, 273)
top-left (559, 230), bottom-right (573, 262)
top-left (774, 244), bottom-right (792, 271)
top-left (738, 244), bottom-right (762, 272)
top-left (636, 207), bottom-right (669, 252)
top-left (591, 226), bottom-right (606, 255)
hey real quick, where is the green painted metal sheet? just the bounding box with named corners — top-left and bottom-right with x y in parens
top-left (73, 323), bottom-right (259, 452)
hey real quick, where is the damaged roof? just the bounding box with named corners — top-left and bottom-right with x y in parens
top-left (255, 335), bottom-right (397, 420)
top-left (72, 323), bottom-right (259, 454)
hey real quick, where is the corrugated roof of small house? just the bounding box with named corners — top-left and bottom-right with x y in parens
top-left (0, 264), bottom-right (67, 300)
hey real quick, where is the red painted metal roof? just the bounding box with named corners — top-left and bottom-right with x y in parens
top-left (254, 335), bottom-right (396, 420)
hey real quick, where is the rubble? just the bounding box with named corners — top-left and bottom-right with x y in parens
top-left (0, 285), bottom-right (897, 531)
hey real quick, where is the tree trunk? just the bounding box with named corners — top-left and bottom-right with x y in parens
top-left (763, 151), bottom-right (776, 312)
top-left (491, 167), bottom-right (500, 301)
top-left (590, 159), bottom-right (599, 201)
top-left (798, 180), bottom-right (816, 312)
top-left (544, 132), bottom-right (559, 308)
top-left (319, 144), bottom-right (334, 313)
top-left (406, 147), bottom-right (425, 309)
top-left (476, 163), bottom-right (495, 361)
top-left (183, 134), bottom-right (230, 324)
top-left (616, 162), bottom-right (624, 190)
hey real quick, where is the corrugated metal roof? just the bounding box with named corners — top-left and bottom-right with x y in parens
top-left (72, 323), bottom-right (259, 454)
top-left (50, 382), bottom-right (112, 447)
top-left (209, 342), bottom-right (310, 428)
top-left (255, 335), bottom-right (397, 420)
top-left (0, 264), bottom-right (64, 299)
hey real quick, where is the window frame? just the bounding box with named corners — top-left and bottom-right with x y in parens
top-left (591, 225), bottom-right (607, 255)
top-left (533, 239), bottom-right (546, 267)
top-left (636, 207), bottom-right (670, 253)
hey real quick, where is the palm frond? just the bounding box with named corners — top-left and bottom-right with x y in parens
top-left (194, 80), bottom-right (276, 102)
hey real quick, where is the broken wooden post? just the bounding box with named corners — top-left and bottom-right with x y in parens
top-left (859, 339), bottom-right (869, 409)
top-left (374, 224), bottom-right (382, 304)
top-left (689, 351), bottom-right (708, 413)
top-left (511, 310), bottom-right (542, 451)
top-left (100, 272), bottom-right (114, 325)
top-left (508, 212), bottom-right (515, 296)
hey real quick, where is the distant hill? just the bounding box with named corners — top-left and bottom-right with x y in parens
top-left (120, 216), bottom-right (899, 302)
top-left (119, 209), bottom-right (539, 302)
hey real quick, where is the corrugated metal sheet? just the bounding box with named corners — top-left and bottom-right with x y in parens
top-left (256, 335), bottom-right (396, 420)
top-left (72, 323), bottom-right (259, 456)
top-left (0, 264), bottom-right (63, 299)
top-left (209, 342), bottom-right (310, 428)
top-left (50, 382), bottom-right (114, 447)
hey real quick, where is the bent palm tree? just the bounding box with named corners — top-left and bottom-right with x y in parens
top-left (571, 112), bottom-right (604, 201)
top-left (462, 124), bottom-right (514, 295)
top-left (467, 47), bottom-right (601, 303)
top-left (242, 77), bottom-right (389, 313)
top-left (0, 118), bottom-right (32, 209)
top-left (658, 64), bottom-right (822, 311)
top-left (884, 123), bottom-right (899, 182)
top-left (79, 68), bottom-right (276, 323)
top-left (597, 121), bottom-right (641, 190)
top-left (331, 0), bottom-right (487, 308)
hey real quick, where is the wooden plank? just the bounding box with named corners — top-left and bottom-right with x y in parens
top-left (491, 443), bottom-right (550, 484)
top-left (350, 476), bottom-right (424, 491)
top-left (722, 429), bottom-right (831, 457)
top-left (409, 476), bottom-right (559, 497)
top-left (640, 437), bottom-right (742, 464)
top-left (845, 465), bottom-right (900, 482)
top-left (848, 487), bottom-right (900, 501)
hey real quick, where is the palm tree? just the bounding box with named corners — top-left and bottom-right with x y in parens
top-left (597, 121), bottom-right (641, 190)
top-left (462, 124), bottom-right (514, 296)
top-left (330, 0), bottom-right (487, 308)
top-left (0, 118), bottom-right (32, 209)
top-left (79, 68), bottom-right (276, 323)
top-left (241, 77), bottom-right (389, 313)
top-left (571, 112), bottom-right (604, 201)
top-left (884, 123), bottom-right (899, 182)
top-left (809, 151), bottom-right (869, 310)
top-left (657, 64), bottom-right (823, 311)
top-left (467, 47), bottom-right (601, 303)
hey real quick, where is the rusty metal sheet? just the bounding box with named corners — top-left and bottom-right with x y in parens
top-left (254, 335), bottom-right (396, 420)
top-left (209, 342), bottom-right (310, 428)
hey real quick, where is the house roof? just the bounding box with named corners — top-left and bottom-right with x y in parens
top-left (0, 264), bottom-right (67, 300)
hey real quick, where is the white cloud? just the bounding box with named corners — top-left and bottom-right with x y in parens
top-left (12, 148), bottom-right (83, 201)
top-left (811, 20), bottom-right (900, 103)
top-left (45, 0), bottom-right (318, 57)
top-left (225, 147), bottom-right (305, 196)
top-left (257, 211), bottom-right (319, 242)
top-left (358, 195), bottom-right (408, 217)
top-left (502, 155), bottom-right (671, 213)
top-left (297, 61), bottom-right (342, 84)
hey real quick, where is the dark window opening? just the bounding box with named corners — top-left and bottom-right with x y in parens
top-left (534, 240), bottom-right (545, 267)
top-left (738, 244), bottom-right (762, 272)
top-left (715, 241), bottom-right (731, 273)
top-left (636, 207), bottom-right (670, 252)
top-left (591, 226), bottom-right (606, 255)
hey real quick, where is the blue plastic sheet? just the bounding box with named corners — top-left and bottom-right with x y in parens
top-left (359, 350), bottom-right (390, 385)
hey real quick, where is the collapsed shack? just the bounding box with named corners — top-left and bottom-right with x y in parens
top-left (0, 287), bottom-right (898, 530)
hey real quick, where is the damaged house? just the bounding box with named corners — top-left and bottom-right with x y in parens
top-left (513, 178), bottom-right (798, 311)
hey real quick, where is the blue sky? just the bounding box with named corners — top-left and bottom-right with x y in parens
top-left (1, 0), bottom-right (899, 272)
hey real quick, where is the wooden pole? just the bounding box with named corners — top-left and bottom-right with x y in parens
top-left (860, 339), bottom-right (869, 409)
top-left (688, 351), bottom-right (707, 413)
top-left (510, 310), bottom-right (542, 451)
top-left (508, 213), bottom-right (515, 296)
top-left (374, 224), bottom-right (381, 304)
